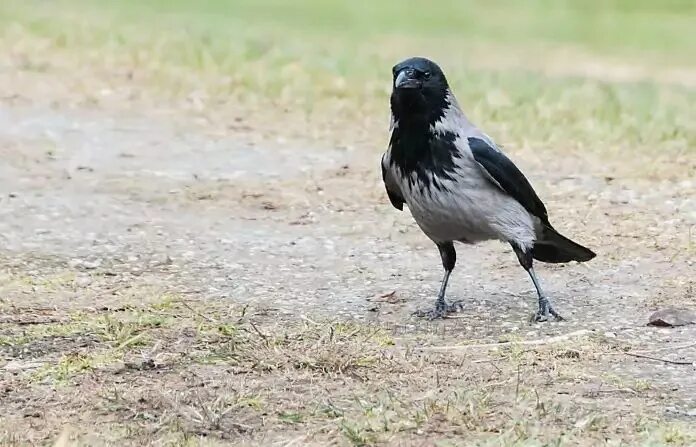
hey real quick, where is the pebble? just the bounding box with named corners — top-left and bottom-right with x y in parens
top-left (82, 259), bottom-right (102, 269)
top-left (74, 275), bottom-right (93, 288)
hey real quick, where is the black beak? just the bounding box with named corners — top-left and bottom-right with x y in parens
top-left (395, 69), bottom-right (421, 89)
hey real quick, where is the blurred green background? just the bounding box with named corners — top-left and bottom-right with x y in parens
top-left (1, 0), bottom-right (694, 157)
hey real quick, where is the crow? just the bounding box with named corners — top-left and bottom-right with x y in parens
top-left (381, 57), bottom-right (595, 322)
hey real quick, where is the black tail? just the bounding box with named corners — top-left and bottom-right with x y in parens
top-left (532, 225), bottom-right (596, 264)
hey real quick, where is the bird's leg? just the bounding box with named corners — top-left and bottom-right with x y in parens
top-left (413, 242), bottom-right (463, 319)
top-left (527, 267), bottom-right (563, 322)
top-left (435, 268), bottom-right (452, 310)
top-left (511, 244), bottom-right (564, 323)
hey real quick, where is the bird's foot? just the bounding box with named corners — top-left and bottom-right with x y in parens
top-left (413, 299), bottom-right (464, 320)
top-left (531, 296), bottom-right (564, 323)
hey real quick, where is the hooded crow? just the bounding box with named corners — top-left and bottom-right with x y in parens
top-left (381, 57), bottom-right (596, 322)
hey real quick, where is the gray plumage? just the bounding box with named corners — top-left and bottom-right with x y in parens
top-left (383, 93), bottom-right (538, 251)
top-left (382, 57), bottom-right (595, 321)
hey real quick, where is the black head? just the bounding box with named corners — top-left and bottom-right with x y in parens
top-left (390, 57), bottom-right (450, 125)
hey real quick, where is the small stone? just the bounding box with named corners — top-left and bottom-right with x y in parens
top-left (648, 308), bottom-right (696, 327)
top-left (82, 259), bottom-right (102, 270)
top-left (124, 358), bottom-right (156, 371)
top-left (556, 350), bottom-right (581, 359)
top-left (68, 259), bottom-right (83, 268)
top-left (74, 275), bottom-right (92, 288)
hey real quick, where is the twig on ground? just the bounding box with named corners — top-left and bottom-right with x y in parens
top-left (584, 388), bottom-right (640, 397)
top-left (624, 352), bottom-right (694, 366)
top-left (91, 284), bottom-right (130, 299)
top-left (300, 315), bottom-right (320, 325)
top-left (472, 357), bottom-right (509, 364)
top-left (249, 321), bottom-right (270, 347)
top-left (474, 358), bottom-right (505, 373)
top-left (239, 303), bottom-right (250, 319)
top-left (179, 300), bottom-right (216, 323)
top-left (633, 342), bottom-right (696, 354)
top-left (481, 379), bottom-right (513, 389)
top-left (514, 363), bottom-right (521, 401)
top-left (0, 316), bottom-right (67, 325)
top-left (417, 330), bottom-right (590, 351)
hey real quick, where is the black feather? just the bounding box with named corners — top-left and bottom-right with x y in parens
top-left (390, 57), bottom-right (449, 126)
top-left (533, 225), bottom-right (596, 263)
top-left (381, 160), bottom-right (404, 211)
top-left (468, 137), bottom-right (595, 263)
top-left (468, 137), bottom-right (550, 225)
top-left (389, 128), bottom-right (459, 192)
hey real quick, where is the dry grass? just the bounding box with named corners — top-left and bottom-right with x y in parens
top-left (1, 264), bottom-right (695, 445)
top-left (1, 0), bottom-right (695, 161)
top-left (1, 1), bottom-right (695, 446)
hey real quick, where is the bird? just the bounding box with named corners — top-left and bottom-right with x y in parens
top-left (381, 57), bottom-right (596, 322)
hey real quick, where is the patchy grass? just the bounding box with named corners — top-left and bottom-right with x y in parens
top-left (0, 0), bottom-right (694, 160)
top-left (1, 264), bottom-right (696, 445)
top-left (1, 1), bottom-right (695, 446)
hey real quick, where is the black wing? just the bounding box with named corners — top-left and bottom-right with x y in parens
top-left (381, 153), bottom-right (404, 211)
top-left (468, 137), bottom-right (549, 225)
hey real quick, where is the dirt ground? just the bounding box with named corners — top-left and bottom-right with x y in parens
top-left (1, 51), bottom-right (696, 445)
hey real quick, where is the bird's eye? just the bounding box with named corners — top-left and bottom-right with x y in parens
top-left (423, 71), bottom-right (432, 80)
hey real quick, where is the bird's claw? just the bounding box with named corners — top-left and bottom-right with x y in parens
top-left (531, 297), bottom-right (564, 323)
top-left (413, 299), bottom-right (464, 320)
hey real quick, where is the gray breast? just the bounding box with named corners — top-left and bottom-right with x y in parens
top-left (394, 151), bottom-right (536, 249)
